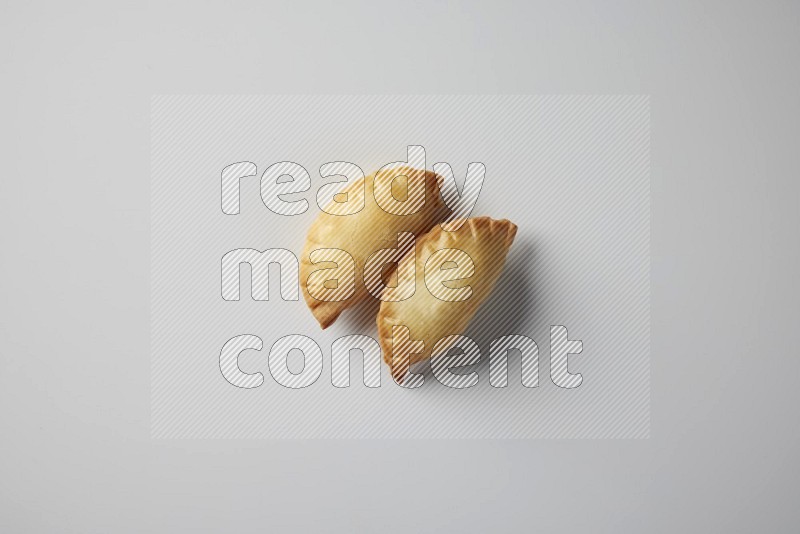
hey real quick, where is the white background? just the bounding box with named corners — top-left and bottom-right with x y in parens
top-left (2, 1), bottom-right (798, 532)
top-left (151, 95), bottom-right (650, 439)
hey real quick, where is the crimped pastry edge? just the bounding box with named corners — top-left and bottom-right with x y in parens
top-left (376, 216), bottom-right (518, 382)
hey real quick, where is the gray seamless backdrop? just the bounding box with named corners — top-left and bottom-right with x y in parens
top-left (151, 95), bottom-right (650, 439)
top-left (2, 0), bottom-right (799, 532)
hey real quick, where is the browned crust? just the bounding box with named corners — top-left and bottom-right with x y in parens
top-left (309, 301), bottom-right (342, 330)
top-left (300, 167), bottom-right (448, 330)
top-left (299, 235), bottom-right (341, 329)
top-left (377, 216), bottom-right (517, 383)
top-left (376, 303), bottom-right (395, 369)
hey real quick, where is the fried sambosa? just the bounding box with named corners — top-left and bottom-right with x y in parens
top-left (376, 217), bottom-right (517, 382)
top-left (301, 166), bottom-right (449, 328)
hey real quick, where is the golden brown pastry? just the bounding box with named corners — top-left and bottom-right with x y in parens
top-left (301, 166), bottom-right (449, 328)
top-left (376, 217), bottom-right (517, 382)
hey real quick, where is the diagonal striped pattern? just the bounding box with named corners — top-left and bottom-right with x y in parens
top-left (220, 248), bottom-right (299, 301)
top-left (260, 161), bottom-right (311, 216)
top-left (151, 95), bottom-right (650, 439)
top-left (489, 334), bottom-right (540, 388)
top-left (221, 161), bottom-right (258, 215)
top-left (549, 325), bottom-right (584, 388)
top-left (306, 248), bottom-right (356, 302)
top-left (436, 162), bottom-right (486, 231)
top-left (317, 161), bottom-right (365, 215)
top-left (388, 325), bottom-right (426, 388)
top-left (422, 246), bottom-right (476, 302)
top-left (430, 335), bottom-right (482, 389)
top-left (363, 231), bottom-right (416, 301)
top-left (377, 217), bottom-right (518, 383)
top-left (267, 335), bottom-right (324, 389)
top-left (299, 164), bottom-right (450, 328)
top-left (219, 334), bottom-right (264, 389)
top-left (330, 334), bottom-right (381, 388)
top-left (372, 147), bottom-right (428, 216)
